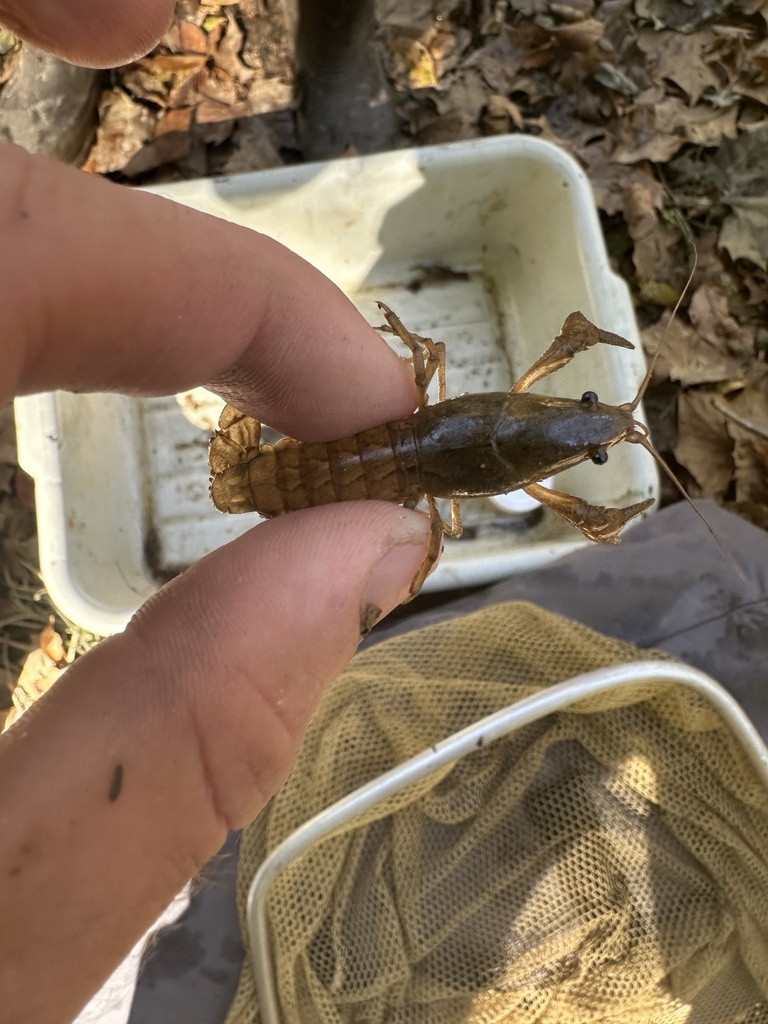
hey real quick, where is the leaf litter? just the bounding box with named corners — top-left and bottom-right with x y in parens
top-left (0, 405), bottom-right (99, 730)
top-left (2, 0), bottom-right (768, 700)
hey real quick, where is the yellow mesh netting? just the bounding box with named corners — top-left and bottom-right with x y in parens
top-left (225, 602), bottom-right (768, 1024)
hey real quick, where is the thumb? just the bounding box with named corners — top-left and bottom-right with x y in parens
top-left (0, 502), bottom-right (430, 1024)
top-left (125, 502), bottom-right (430, 825)
top-left (0, 0), bottom-right (175, 67)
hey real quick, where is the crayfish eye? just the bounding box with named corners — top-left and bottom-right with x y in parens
top-left (581, 390), bottom-right (598, 408)
top-left (592, 447), bottom-right (609, 465)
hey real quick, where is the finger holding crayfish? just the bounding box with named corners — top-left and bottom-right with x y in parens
top-left (209, 306), bottom-right (657, 600)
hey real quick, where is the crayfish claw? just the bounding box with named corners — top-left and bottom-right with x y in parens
top-left (578, 497), bottom-right (656, 543)
top-left (523, 483), bottom-right (653, 544)
top-left (511, 312), bottom-right (634, 394)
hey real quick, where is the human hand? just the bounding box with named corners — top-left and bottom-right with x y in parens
top-left (0, 0), bottom-right (176, 67)
top-left (0, 14), bottom-right (429, 1023)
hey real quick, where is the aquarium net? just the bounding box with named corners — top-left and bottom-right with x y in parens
top-left (226, 602), bottom-right (768, 1024)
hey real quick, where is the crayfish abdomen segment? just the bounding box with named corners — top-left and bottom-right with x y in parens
top-left (210, 421), bottom-right (424, 517)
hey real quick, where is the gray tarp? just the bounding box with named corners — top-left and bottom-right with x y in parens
top-left (128, 500), bottom-right (768, 1024)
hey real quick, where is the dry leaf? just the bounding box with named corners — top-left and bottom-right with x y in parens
top-left (613, 94), bottom-right (687, 164)
top-left (642, 284), bottom-right (755, 386)
top-left (215, 10), bottom-right (256, 84)
top-left (637, 28), bottom-right (721, 104)
top-left (722, 386), bottom-right (768, 505)
top-left (634, 0), bottom-right (731, 32)
top-left (577, 138), bottom-right (666, 214)
top-left (462, 31), bottom-right (524, 93)
top-left (426, 23), bottom-right (472, 79)
top-left (0, 663), bottom-right (15, 712)
top-left (193, 97), bottom-right (239, 144)
top-left (551, 18), bottom-right (604, 52)
top-left (155, 106), bottom-right (194, 134)
top-left (551, 0), bottom-right (596, 17)
top-left (622, 180), bottom-right (679, 284)
top-left (720, 196), bottom-right (768, 270)
top-left (122, 138), bottom-right (192, 177)
top-left (642, 305), bottom-right (752, 387)
top-left (377, 0), bottom-right (437, 33)
top-left (203, 14), bottom-right (227, 36)
top-left (181, 62), bottom-right (239, 107)
top-left (246, 77), bottom-right (292, 114)
top-left (123, 53), bottom-right (207, 107)
top-left (390, 36), bottom-right (439, 89)
top-left (613, 88), bottom-right (738, 164)
top-left (162, 19), bottom-right (210, 55)
top-left (689, 284), bottom-right (755, 362)
top-left (2, 650), bottom-right (64, 732)
top-left (481, 94), bottom-right (524, 134)
top-left (669, 128), bottom-right (768, 269)
top-left (656, 97), bottom-right (738, 146)
top-left (0, 402), bottom-right (17, 466)
top-left (110, 99), bottom-right (195, 179)
top-left (732, 433), bottom-right (768, 506)
top-left (507, 0), bottom-right (550, 13)
top-left (81, 89), bottom-right (155, 174)
top-left (674, 389), bottom-right (733, 495)
top-left (0, 26), bottom-right (17, 54)
top-left (740, 267), bottom-right (768, 307)
top-left (0, 40), bottom-right (20, 86)
top-left (0, 463), bottom-right (13, 494)
top-left (40, 616), bottom-right (66, 664)
top-left (239, 4), bottom-right (291, 77)
top-left (216, 115), bottom-right (281, 174)
top-left (591, 60), bottom-right (643, 97)
top-left (413, 68), bottom-right (488, 140)
top-left (508, 21), bottom-right (557, 69)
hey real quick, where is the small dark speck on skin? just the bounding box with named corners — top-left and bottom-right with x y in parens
top-left (7, 838), bottom-right (35, 878)
top-left (108, 763), bottom-right (124, 802)
top-left (19, 210), bottom-right (30, 218)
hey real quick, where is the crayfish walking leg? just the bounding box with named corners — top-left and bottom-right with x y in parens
top-left (377, 303), bottom-right (464, 598)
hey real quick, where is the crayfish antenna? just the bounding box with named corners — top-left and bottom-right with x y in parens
top-left (626, 236), bottom-right (742, 579)
top-left (629, 431), bottom-right (745, 582)
top-left (629, 241), bottom-right (698, 413)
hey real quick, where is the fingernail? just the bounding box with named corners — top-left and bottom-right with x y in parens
top-left (363, 520), bottom-right (431, 618)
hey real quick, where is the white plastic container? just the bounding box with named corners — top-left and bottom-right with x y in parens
top-left (14, 136), bottom-right (655, 635)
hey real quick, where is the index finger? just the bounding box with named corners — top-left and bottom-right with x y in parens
top-left (2, 144), bottom-right (418, 439)
top-left (0, 0), bottom-right (174, 67)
